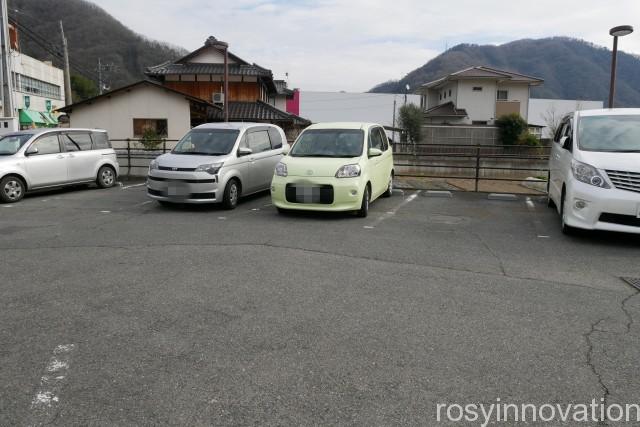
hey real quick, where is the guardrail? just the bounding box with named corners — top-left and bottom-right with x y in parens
top-left (392, 142), bottom-right (551, 193)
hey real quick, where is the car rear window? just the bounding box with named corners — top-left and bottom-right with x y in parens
top-left (92, 132), bottom-right (111, 149)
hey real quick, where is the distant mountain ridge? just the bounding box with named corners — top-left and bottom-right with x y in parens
top-left (371, 37), bottom-right (640, 107)
top-left (9, 0), bottom-right (187, 94)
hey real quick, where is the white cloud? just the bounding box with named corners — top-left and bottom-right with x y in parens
top-left (91, 0), bottom-right (640, 91)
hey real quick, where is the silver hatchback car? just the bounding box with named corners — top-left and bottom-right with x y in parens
top-left (147, 122), bottom-right (287, 209)
top-left (0, 128), bottom-right (120, 203)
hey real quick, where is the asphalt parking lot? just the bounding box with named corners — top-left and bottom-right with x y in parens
top-left (1, 183), bottom-right (640, 426)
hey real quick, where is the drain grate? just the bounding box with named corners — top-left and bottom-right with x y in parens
top-left (621, 277), bottom-right (640, 291)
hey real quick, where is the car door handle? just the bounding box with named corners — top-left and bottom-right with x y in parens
top-left (57, 154), bottom-right (65, 159)
top-left (68, 154), bottom-right (75, 158)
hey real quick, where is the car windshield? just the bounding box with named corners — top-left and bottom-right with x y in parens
top-left (578, 115), bottom-right (640, 152)
top-left (0, 134), bottom-right (32, 155)
top-left (290, 129), bottom-right (364, 158)
top-left (172, 129), bottom-right (240, 155)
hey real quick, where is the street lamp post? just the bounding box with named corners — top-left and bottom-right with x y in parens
top-left (608, 25), bottom-right (634, 109)
top-left (210, 37), bottom-right (230, 122)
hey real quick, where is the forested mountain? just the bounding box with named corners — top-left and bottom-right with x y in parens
top-left (9, 0), bottom-right (187, 99)
top-left (371, 38), bottom-right (640, 107)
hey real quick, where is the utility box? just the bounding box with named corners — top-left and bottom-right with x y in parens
top-left (0, 117), bottom-right (18, 135)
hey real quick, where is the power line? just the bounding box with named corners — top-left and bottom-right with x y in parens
top-left (8, 17), bottom-right (101, 82)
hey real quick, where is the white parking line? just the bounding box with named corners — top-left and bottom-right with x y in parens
top-left (364, 190), bottom-right (421, 229)
top-left (27, 344), bottom-right (76, 426)
top-left (526, 197), bottom-right (551, 239)
top-left (121, 183), bottom-right (146, 190)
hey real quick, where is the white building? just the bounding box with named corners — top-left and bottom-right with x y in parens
top-left (416, 66), bottom-right (544, 125)
top-left (299, 91), bottom-right (421, 129)
top-left (59, 80), bottom-right (216, 143)
top-left (528, 98), bottom-right (604, 138)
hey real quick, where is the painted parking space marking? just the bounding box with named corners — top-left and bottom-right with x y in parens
top-left (27, 344), bottom-right (76, 426)
top-left (364, 190), bottom-right (421, 229)
top-left (120, 183), bottom-right (146, 190)
top-left (526, 197), bottom-right (551, 238)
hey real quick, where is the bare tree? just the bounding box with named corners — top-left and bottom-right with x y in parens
top-left (542, 104), bottom-right (561, 139)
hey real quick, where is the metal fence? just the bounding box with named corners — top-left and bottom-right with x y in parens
top-left (421, 125), bottom-right (500, 146)
top-left (112, 139), bottom-right (552, 195)
top-left (393, 142), bottom-right (551, 194)
top-left (111, 139), bottom-right (178, 177)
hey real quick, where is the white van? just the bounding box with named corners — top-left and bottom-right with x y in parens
top-left (548, 109), bottom-right (640, 234)
top-left (0, 128), bottom-right (119, 203)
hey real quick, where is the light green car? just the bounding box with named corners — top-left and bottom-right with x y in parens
top-left (271, 122), bottom-right (394, 217)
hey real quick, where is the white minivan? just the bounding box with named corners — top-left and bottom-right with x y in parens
top-left (548, 109), bottom-right (640, 234)
top-left (0, 128), bottom-right (119, 203)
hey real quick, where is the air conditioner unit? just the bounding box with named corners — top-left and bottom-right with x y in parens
top-left (212, 93), bottom-right (225, 104)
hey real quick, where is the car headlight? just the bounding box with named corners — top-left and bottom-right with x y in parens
top-left (149, 159), bottom-right (159, 171)
top-left (195, 162), bottom-right (224, 175)
top-left (275, 162), bottom-right (288, 177)
top-left (335, 164), bottom-right (361, 178)
top-left (571, 160), bottom-right (610, 189)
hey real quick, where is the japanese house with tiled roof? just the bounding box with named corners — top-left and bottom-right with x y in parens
top-left (145, 36), bottom-right (310, 140)
top-left (416, 66), bottom-right (543, 125)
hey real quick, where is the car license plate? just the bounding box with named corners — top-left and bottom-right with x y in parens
top-left (167, 181), bottom-right (189, 197)
top-left (295, 185), bottom-right (320, 203)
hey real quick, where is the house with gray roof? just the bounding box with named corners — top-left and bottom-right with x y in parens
top-left (145, 36), bottom-right (310, 140)
top-left (416, 66), bottom-right (544, 125)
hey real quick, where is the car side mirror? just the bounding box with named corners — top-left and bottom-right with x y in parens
top-left (237, 147), bottom-right (252, 157)
top-left (25, 146), bottom-right (38, 155)
top-left (560, 136), bottom-right (573, 151)
top-left (368, 148), bottom-right (383, 157)
top-left (281, 144), bottom-right (290, 155)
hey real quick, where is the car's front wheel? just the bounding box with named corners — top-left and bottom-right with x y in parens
top-left (0, 175), bottom-right (25, 203)
top-left (560, 190), bottom-right (576, 235)
top-left (222, 179), bottom-right (240, 210)
top-left (356, 185), bottom-right (370, 218)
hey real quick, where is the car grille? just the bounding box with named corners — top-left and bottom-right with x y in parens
top-left (606, 170), bottom-right (640, 194)
top-left (285, 184), bottom-right (334, 204)
top-left (599, 213), bottom-right (640, 227)
top-left (148, 176), bottom-right (216, 183)
top-left (147, 188), bottom-right (215, 200)
top-left (159, 166), bottom-right (197, 172)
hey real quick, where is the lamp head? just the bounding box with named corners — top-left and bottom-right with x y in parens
top-left (610, 25), bottom-right (634, 37)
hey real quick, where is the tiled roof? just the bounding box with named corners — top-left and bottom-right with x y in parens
top-left (146, 62), bottom-right (273, 78)
top-left (274, 80), bottom-right (294, 97)
top-left (57, 80), bottom-right (218, 113)
top-left (424, 101), bottom-right (468, 118)
top-left (422, 66), bottom-right (543, 88)
top-left (212, 101), bottom-right (310, 125)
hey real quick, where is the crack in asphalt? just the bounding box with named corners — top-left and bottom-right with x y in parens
top-left (0, 241), bottom-right (630, 296)
top-left (620, 290), bottom-right (639, 334)
top-left (584, 318), bottom-right (610, 426)
top-left (471, 232), bottom-right (507, 276)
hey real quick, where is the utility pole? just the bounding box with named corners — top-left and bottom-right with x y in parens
top-left (97, 58), bottom-right (103, 95)
top-left (96, 58), bottom-right (114, 95)
top-left (392, 98), bottom-right (397, 144)
top-left (0, 0), bottom-right (14, 118)
top-left (59, 20), bottom-right (72, 105)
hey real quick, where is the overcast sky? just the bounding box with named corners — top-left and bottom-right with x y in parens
top-left (93, 0), bottom-right (639, 92)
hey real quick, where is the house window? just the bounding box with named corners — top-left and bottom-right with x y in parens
top-left (472, 87), bottom-right (483, 92)
top-left (439, 93), bottom-right (442, 100)
top-left (133, 119), bottom-right (168, 138)
top-left (497, 90), bottom-right (509, 100)
top-left (14, 73), bottom-right (62, 100)
top-left (448, 89), bottom-right (452, 97)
